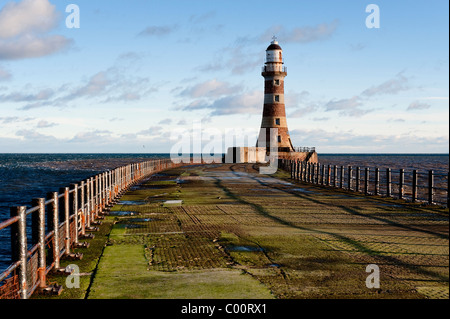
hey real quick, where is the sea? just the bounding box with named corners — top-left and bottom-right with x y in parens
top-left (0, 153), bottom-right (448, 273)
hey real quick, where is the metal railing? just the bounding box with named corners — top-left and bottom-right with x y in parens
top-left (262, 65), bottom-right (287, 73)
top-left (280, 159), bottom-right (449, 207)
top-left (0, 158), bottom-right (187, 299)
top-left (294, 147), bottom-right (316, 153)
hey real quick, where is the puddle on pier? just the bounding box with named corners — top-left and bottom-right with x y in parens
top-left (151, 193), bottom-right (169, 196)
top-left (118, 200), bottom-right (146, 206)
top-left (109, 211), bottom-right (137, 216)
top-left (226, 246), bottom-right (265, 252)
top-left (163, 200), bottom-right (183, 206)
top-left (115, 223), bottom-right (144, 229)
top-left (126, 218), bottom-right (157, 222)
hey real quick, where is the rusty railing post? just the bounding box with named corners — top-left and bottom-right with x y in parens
top-left (447, 172), bottom-right (449, 209)
top-left (399, 169), bottom-right (404, 200)
top-left (80, 181), bottom-right (86, 237)
top-left (412, 170), bottom-right (418, 202)
top-left (375, 167), bottom-right (379, 196)
top-left (47, 192), bottom-right (61, 270)
top-left (70, 184), bottom-right (79, 245)
top-left (10, 206), bottom-right (28, 299)
top-left (32, 198), bottom-right (47, 290)
top-left (356, 167), bottom-right (360, 192)
top-left (90, 177), bottom-right (95, 223)
top-left (85, 178), bottom-right (91, 229)
top-left (332, 165), bottom-right (336, 187)
top-left (386, 168), bottom-right (391, 197)
top-left (365, 168), bottom-right (369, 195)
top-left (59, 187), bottom-right (70, 255)
top-left (348, 166), bottom-right (353, 190)
top-left (428, 170), bottom-right (434, 205)
top-left (340, 166), bottom-right (344, 189)
top-left (314, 163), bottom-right (318, 184)
top-left (321, 164), bottom-right (325, 185)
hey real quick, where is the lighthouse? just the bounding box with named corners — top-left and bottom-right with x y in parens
top-left (256, 38), bottom-right (294, 153)
top-left (225, 38), bottom-right (317, 164)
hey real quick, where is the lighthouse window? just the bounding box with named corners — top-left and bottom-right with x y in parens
top-left (274, 95), bottom-right (280, 102)
top-left (275, 118), bottom-right (281, 125)
top-left (278, 135), bottom-right (282, 143)
top-left (274, 79), bottom-right (280, 86)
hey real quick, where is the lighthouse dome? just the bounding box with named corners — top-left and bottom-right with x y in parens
top-left (266, 42), bottom-right (282, 51)
top-left (266, 38), bottom-right (282, 51)
top-left (265, 39), bottom-right (283, 63)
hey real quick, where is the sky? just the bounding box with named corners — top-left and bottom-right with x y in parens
top-left (0, 0), bottom-right (448, 154)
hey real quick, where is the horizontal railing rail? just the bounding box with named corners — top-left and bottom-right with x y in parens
top-left (294, 147), bottom-right (316, 153)
top-left (279, 159), bottom-right (449, 208)
top-left (262, 65), bottom-right (287, 73)
top-left (0, 158), bottom-right (191, 299)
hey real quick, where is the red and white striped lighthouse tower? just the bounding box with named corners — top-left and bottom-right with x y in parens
top-left (256, 37), bottom-right (294, 154)
top-left (225, 38), bottom-right (317, 164)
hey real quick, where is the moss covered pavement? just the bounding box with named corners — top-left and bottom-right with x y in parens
top-left (40, 163), bottom-right (449, 299)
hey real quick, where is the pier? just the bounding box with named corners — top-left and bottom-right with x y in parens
top-left (1, 159), bottom-right (447, 299)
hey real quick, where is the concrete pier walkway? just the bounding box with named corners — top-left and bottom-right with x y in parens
top-left (86, 164), bottom-right (449, 299)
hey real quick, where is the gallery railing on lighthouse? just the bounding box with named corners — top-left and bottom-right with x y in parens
top-left (0, 158), bottom-right (188, 299)
top-left (262, 65), bottom-right (287, 73)
top-left (280, 159), bottom-right (449, 208)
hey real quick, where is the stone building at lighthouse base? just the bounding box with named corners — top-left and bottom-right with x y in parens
top-left (225, 147), bottom-right (318, 164)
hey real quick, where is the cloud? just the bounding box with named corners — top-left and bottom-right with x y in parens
top-left (362, 72), bottom-right (410, 97)
top-left (189, 11), bottom-right (215, 24)
top-left (11, 63), bottom-right (157, 110)
top-left (137, 126), bottom-right (163, 136)
top-left (1, 88), bottom-right (55, 102)
top-left (196, 46), bottom-right (261, 75)
top-left (179, 79), bottom-right (242, 99)
top-left (312, 117), bottom-right (330, 122)
top-left (0, 34), bottom-right (72, 60)
top-left (0, 66), bottom-right (11, 81)
top-left (407, 101), bottom-right (432, 111)
top-left (69, 130), bottom-right (113, 143)
top-left (0, 0), bottom-right (72, 60)
top-left (138, 25), bottom-right (178, 37)
top-left (388, 118), bottom-right (406, 123)
top-left (0, 116), bottom-right (34, 124)
top-left (36, 120), bottom-right (57, 128)
top-left (16, 128), bottom-right (55, 141)
top-left (181, 90), bottom-right (262, 116)
top-left (73, 72), bottom-right (110, 97)
top-left (289, 104), bottom-right (319, 118)
top-left (0, 0), bottom-right (59, 38)
top-left (349, 43), bottom-right (366, 51)
top-left (259, 20), bottom-right (339, 44)
top-left (158, 118), bottom-right (172, 125)
top-left (324, 96), bottom-right (374, 117)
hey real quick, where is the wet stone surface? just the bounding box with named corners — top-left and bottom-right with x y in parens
top-left (108, 211), bottom-right (137, 216)
top-left (118, 200), bottom-right (146, 206)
